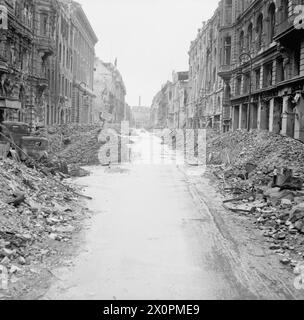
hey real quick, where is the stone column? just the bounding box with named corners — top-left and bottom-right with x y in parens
top-left (269, 98), bottom-right (274, 132)
top-left (231, 106), bottom-right (235, 130)
top-left (239, 104), bottom-right (243, 129)
top-left (281, 95), bottom-right (289, 136)
top-left (257, 100), bottom-right (262, 130)
top-left (294, 105), bottom-right (300, 140)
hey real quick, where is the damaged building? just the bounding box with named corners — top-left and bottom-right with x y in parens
top-left (0, 0), bottom-right (57, 125)
top-left (218, 0), bottom-right (304, 140)
top-left (0, 0), bottom-right (97, 127)
top-left (93, 58), bottom-right (127, 124)
top-left (188, 7), bottom-right (224, 131)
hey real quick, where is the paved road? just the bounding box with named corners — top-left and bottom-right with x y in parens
top-left (43, 131), bottom-right (301, 300)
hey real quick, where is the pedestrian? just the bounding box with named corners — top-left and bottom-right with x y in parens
top-left (273, 166), bottom-right (278, 186)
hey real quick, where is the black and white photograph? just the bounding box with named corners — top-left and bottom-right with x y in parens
top-left (0, 0), bottom-right (304, 308)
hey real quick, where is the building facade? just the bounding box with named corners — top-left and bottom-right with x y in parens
top-left (0, 0), bottom-right (97, 127)
top-left (150, 0), bottom-right (304, 140)
top-left (93, 57), bottom-right (126, 124)
top-left (171, 71), bottom-right (189, 128)
top-left (150, 90), bottom-right (162, 128)
top-left (70, 1), bottom-right (97, 124)
top-left (218, 0), bottom-right (304, 140)
top-left (159, 81), bottom-right (173, 129)
top-left (150, 78), bottom-right (189, 129)
top-left (188, 8), bottom-right (225, 131)
top-left (0, 0), bottom-right (57, 126)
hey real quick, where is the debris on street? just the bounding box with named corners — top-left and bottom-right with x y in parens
top-left (207, 129), bottom-right (304, 272)
top-left (38, 124), bottom-right (104, 166)
top-left (0, 158), bottom-right (87, 298)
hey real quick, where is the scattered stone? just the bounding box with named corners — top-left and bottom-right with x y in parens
top-left (18, 257), bottom-right (26, 265)
top-left (276, 233), bottom-right (286, 240)
top-left (295, 220), bottom-right (304, 231)
top-left (49, 233), bottom-right (60, 241)
top-left (9, 265), bottom-right (21, 274)
top-left (1, 248), bottom-right (16, 257)
top-left (280, 258), bottom-right (291, 265)
top-left (281, 199), bottom-right (292, 207)
top-left (53, 225), bottom-right (75, 233)
top-left (269, 244), bottom-right (281, 250)
top-left (294, 262), bottom-right (304, 274)
top-left (10, 275), bottom-right (19, 284)
top-left (1, 256), bottom-right (10, 265)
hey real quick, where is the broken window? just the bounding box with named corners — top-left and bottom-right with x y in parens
top-left (243, 72), bottom-right (250, 94)
top-left (224, 36), bottom-right (231, 65)
top-left (225, 0), bottom-right (232, 25)
top-left (40, 13), bottom-right (48, 36)
top-left (264, 63), bottom-right (273, 87)
top-left (282, 0), bottom-right (289, 22)
top-left (268, 3), bottom-right (276, 42)
top-left (255, 68), bottom-right (261, 90)
top-left (239, 30), bottom-right (244, 54)
top-left (247, 23), bottom-right (253, 52)
top-left (294, 42), bottom-right (301, 76)
top-left (276, 57), bottom-right (284, 82)
top-left (256, 14), bottom-right (263, 51)
top-left (236, 76), bottom-right (242, 96)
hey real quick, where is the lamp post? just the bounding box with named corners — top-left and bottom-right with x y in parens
top-left (239, 52), bottom-right (253, 132)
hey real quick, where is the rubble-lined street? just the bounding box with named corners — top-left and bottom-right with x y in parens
top-left (2, 0), bottom-right (304, 306)
top-left (40, 131), bottom-right (304, 300)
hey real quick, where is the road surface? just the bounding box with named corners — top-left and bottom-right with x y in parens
top-left (43, 131), bottom-right (302, 300)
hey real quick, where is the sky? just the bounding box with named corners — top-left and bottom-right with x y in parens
top-left (79, 0), bottom-right (219, 107)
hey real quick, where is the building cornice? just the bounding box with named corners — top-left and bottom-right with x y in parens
top-left (72, 2), bottom-right (98, 44)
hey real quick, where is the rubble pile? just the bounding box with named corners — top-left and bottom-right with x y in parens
top-left (0, 158), bottom-right (86, 295)
top-left (208, 130), bottom-right (304, 269)
top-left (220, 184), bottom-right (304, 268)
top-left (207, 129), bottom-right (304, 180)
top-left (39, 124), bottom-right (104, 165)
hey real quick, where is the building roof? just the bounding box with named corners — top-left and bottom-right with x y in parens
top-left (71, 1), bottom-right (98, 44)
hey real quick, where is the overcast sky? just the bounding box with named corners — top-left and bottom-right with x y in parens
top-left (79, 0), bottom-right (219, 107)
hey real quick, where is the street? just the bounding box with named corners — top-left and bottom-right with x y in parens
top-left (43, 132), bottom-right (302, 300)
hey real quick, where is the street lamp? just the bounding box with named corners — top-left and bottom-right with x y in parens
top-left (239, 52), bottom-right (253, 132)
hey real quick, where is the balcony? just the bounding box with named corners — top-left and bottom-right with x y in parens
top-left (36, 36), bottom-right (55, 56)
top-left (274, 2), bottom-right (303, 42)
top-left (218, 65), bottom-right (233, 81)
top-left (275, 17), bottom-right (294, 40)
